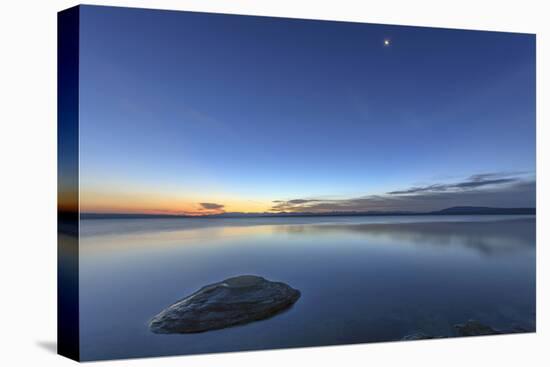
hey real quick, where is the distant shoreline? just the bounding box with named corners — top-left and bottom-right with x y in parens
top-left (79, 206), bottom-right (536, 220)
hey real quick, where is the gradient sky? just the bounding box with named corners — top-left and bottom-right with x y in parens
top-left (78, 5), bottom-right (536, 215)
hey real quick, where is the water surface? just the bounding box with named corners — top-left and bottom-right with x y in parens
top-left (78, 215), bottom-right (536, 360)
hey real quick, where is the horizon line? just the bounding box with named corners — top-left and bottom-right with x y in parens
top-left (77, 206), bottom-right (536, 219)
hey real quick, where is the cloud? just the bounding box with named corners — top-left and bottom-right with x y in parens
top-left (270, 172), bottom-right (535, 213)
top-left (288, 199), bottom-right (320, 204)
top-left (387, 172), bottom-right (523, 195)
top-left (469, 172), bottom-right (526, 181)
top-left (271, 198), bottom-right (327, 212)
top-left (199, 202), bottom-right (225, 210)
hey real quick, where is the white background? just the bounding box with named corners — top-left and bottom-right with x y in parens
top-left (0, 0), bottom-right (548, 365)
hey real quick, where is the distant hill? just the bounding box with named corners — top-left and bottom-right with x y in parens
top-left (432, 206), bottom-right (535, 215)
top-left (80, 206), bottom-right (535, 219)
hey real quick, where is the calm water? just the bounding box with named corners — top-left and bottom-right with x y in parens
top-left (78, 215), bottom-right (536, 361)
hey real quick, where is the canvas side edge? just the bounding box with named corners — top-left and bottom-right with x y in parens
top-left (57, 5), bottom-right (81, 362)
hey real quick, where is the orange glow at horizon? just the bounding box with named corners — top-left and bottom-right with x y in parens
top-left (80, 189), bottom-right (273, 215)
top-left (58, 189), bottom-right (78, 212)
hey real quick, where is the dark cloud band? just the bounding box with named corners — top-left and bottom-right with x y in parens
top-left (271, 172), bottom-right (534, 213)
top-left (199, 202), bottom-right (225, 210)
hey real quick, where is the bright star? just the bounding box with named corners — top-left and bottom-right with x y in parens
top-left (384, 39), bottom-right (391, 46)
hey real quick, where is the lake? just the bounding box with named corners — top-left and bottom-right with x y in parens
top-left (77, 215), bottom-right (536, 360)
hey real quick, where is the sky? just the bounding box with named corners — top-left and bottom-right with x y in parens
top-left (78, 5), bottom-right (536, 215)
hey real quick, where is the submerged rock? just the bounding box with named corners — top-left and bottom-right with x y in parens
top-left (454, 320), bottom-right (500, 336)
top-left (403, 319), bottom-right (533, 341)
top-left (507, 325), bottom-right (530, 334)
top-left (401, 332), bottom-right (437, 341)
top-left (150, 275), bottom-right (301, 333)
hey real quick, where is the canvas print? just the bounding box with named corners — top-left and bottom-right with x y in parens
top-left (58, 5), bottom-right (536, 362)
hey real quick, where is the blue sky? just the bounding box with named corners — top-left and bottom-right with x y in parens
top-left (78, 5), bottom-right (535, 214)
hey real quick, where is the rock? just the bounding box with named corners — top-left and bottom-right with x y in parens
top-left (401, 332), bottom-right (437, 340)
top-left (454, 320), bottom-right (500, 336)
top-left (507, 325), bottom-right (529, 333)
top-left (149, 275), bottom-right (301, 333)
